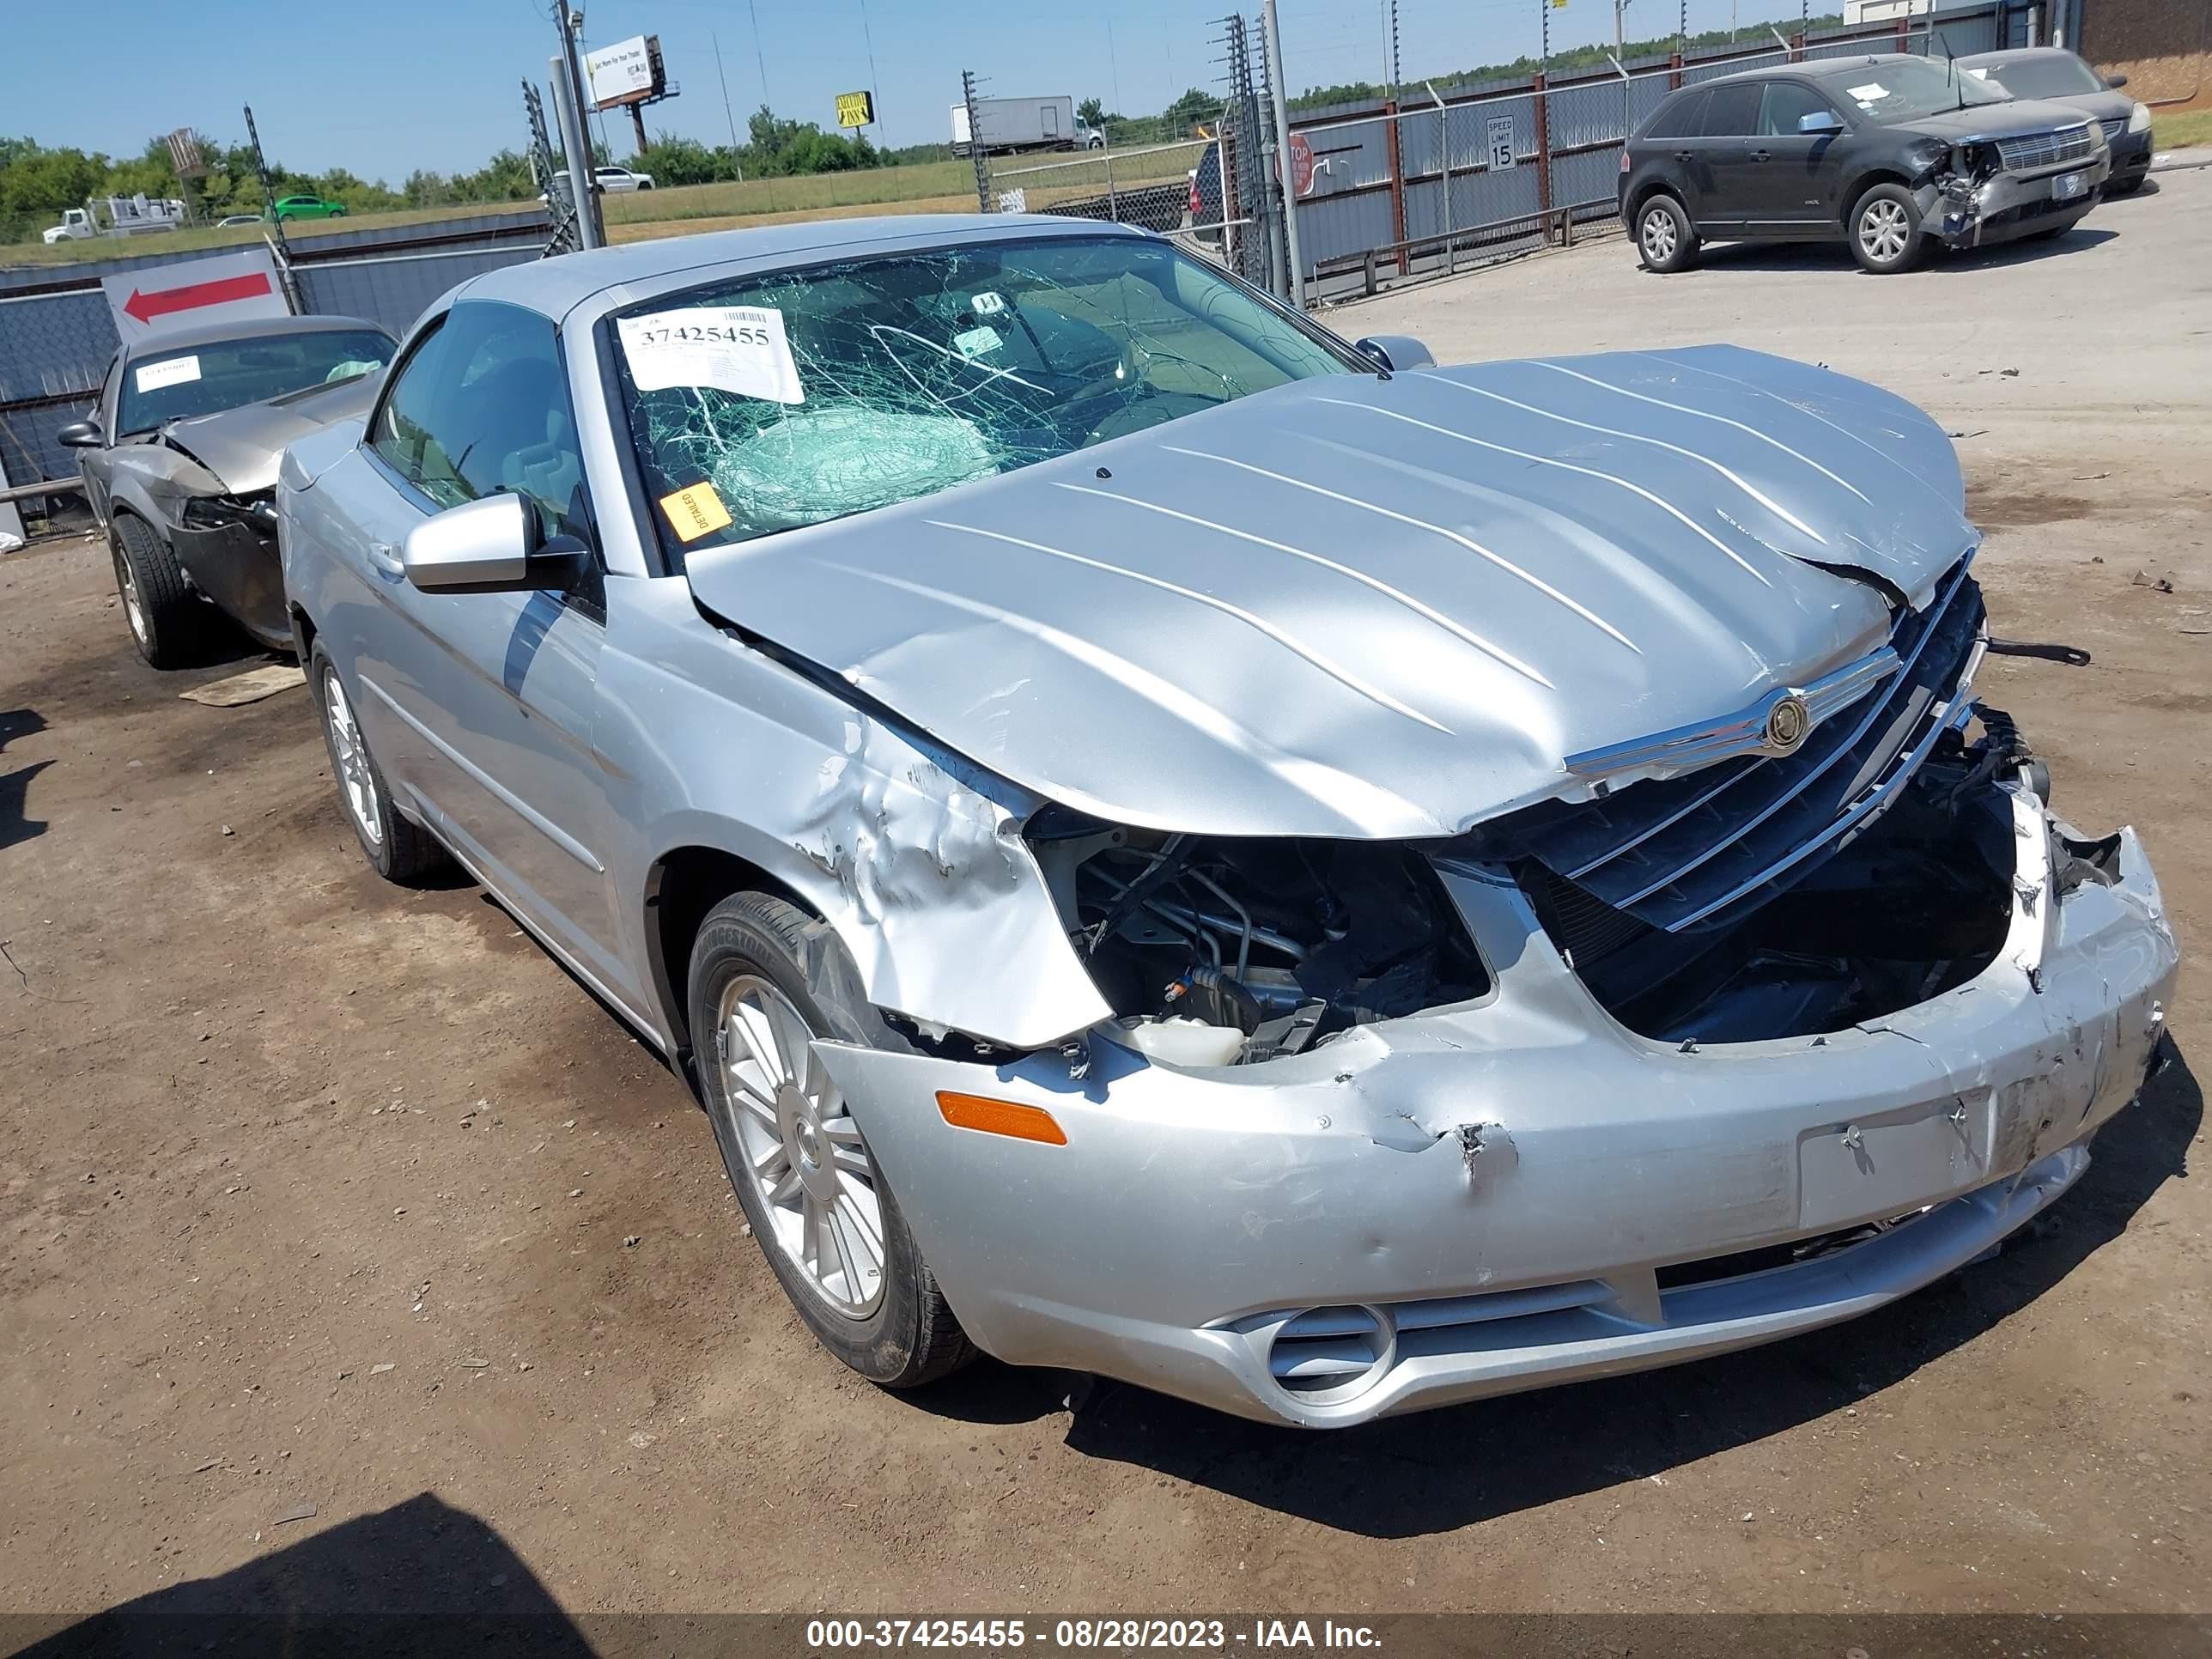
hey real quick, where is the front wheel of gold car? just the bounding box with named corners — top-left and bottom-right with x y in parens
top-left (688, 890), bottom-right (974, 1389)
top-left (110, 514), bottom-right (211, 669)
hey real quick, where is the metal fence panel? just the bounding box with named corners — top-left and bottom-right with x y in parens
top-left (295, 244), bottom-right (544, 337)
top-left (1274, 0), bottom-right (2001, 302)
top-left (0, 289), bottom-right (116, 492)
top-left (0, 210), bottom-right (553, 498)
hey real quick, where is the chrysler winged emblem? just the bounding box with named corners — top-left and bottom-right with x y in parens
top-left (1763, 694), bottom-right (1812, 755)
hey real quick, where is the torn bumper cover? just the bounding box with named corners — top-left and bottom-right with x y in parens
top-left (1922, 148), bottom-right (2110, 248)
top-left (817, 788), bottom-right (2173, 1426)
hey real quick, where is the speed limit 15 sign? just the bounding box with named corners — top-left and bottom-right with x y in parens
top-left (1486, 113), bottom-right (1517, 171)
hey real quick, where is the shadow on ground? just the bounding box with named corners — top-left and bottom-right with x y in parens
top-left (1, 708), bottom-right (50, 852)
top-left (4, 1492), bottom-right (593, 1657)
top-left (1686, 224), bottom-right (2118, 276)
top-left (922, 1040), bottom-right (2198, 1540)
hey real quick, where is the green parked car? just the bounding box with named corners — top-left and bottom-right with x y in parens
top-left (270, 194), bottom-right (348, 222)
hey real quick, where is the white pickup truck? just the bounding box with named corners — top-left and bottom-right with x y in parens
top-left (43, 196), bottom-right (190, 245)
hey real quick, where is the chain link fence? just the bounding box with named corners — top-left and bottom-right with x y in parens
top-left (964, 1), bottom-right (2009, 309)
top-left (1285, 1), bottom-right (2009, 301)
top-left (974, 13), bottom-right (1288, 295)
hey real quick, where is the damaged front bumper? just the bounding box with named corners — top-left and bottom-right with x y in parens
top-left (817, 787), bottom-right (2175, 1426)
top-left (170, 516), bottom-right (291, 652)
top-left (1922, 149), bottom-right (2111, 248)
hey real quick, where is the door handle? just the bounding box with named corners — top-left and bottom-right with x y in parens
top-left (1751, 148), bottom-right (1772, 161)
top-left (367, 541), bottom-right (404, 577)
top-left (1673, 149), bottom-right (1694, 162)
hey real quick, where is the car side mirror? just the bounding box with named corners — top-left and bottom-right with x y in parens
top-left (58, 419), bottom-right (104, 449)
top-left (1799, 110), bottom-right (1845, 135)
top-left (2105, 71), bottom-right (2128, 88)
top-left (402, 491), bottom-right (579, 594)
top-left (1354, 334), bottom-right (1437, 374)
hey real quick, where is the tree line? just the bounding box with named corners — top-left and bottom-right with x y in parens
top-left (0, 106), bottom-right (957, 246)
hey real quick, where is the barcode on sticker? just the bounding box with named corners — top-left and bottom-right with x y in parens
top-left (619, 306), bottom-right (805, 404)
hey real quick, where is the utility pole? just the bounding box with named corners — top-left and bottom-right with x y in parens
top-left (550, 7), bottom-right (603, 250)
top-left (857, 0), bottom-right (883, 133)
top-left (747, 0), bottom-right (770, 105)
top-left (1261, 0), bottom-right (1305, 310)
top-left (714, 33), bottom-right (742, 154)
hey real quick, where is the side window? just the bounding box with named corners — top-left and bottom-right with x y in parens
top-left (1644, 90), bottom-right (1709, 141)
top-left (1759, 82), bottom-right (1836, 135)
top-left (370, 301), bottom-right (590, 546)
top-left (1702, 83), bottom-right (1764, 137)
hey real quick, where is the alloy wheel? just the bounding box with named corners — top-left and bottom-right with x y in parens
top-left (112, 545), bottom-right (147, 647)
top-left (320, 665), bottom-right (382, 847)
top-left (716, 975), bottom-right (886, 1319)
top-left (1859, 199), bottom-right (1911, 264)
top-left (1641, 208), bottom-right (1677, 264)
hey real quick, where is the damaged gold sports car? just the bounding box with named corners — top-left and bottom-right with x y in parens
top-left (277, 216), bottom-right (2178, 1425)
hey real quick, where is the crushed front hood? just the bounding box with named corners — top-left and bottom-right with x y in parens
top-left (164, 373), bottom-right (381, 495)
top-left (686, 345), bottom-right (1978, 839)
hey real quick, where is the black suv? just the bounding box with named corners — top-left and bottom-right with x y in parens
top-left (1618, 54), bottom-right (2112, 274)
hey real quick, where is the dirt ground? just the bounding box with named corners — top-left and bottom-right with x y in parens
top-left (2, 171), bottom-right (2207, 1632)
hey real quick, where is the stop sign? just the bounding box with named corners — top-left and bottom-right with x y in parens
top-left (1289, 131), bottom-right (1316, 197)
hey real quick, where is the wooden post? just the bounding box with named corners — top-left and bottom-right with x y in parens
top-left (1533, 71), bottom-right (1554, 246)
top-left (1385, 99), bottom-right (1409, 275)
top-left (1789, 29), bottom-right (1805, 60)
top-left (1670, 49), bottom-right (1684, 90)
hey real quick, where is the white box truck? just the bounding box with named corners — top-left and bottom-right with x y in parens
top-left (950, 95), bottom-right (1084, 156)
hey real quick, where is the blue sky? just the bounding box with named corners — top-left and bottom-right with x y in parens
top-left (8, 0), bottom-right (1811, 179)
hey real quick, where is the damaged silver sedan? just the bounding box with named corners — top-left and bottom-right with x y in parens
top-left (278, 217), bottom-right (2177, 1425)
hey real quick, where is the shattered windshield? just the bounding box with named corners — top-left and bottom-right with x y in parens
top-left (610, 234), bottom-right (1361, 561)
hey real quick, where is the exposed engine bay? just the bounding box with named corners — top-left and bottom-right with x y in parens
top-left (1030, 815), bottom-right (1491, 1066)
top-left (1030, 708), bottom-right (2052, 1066)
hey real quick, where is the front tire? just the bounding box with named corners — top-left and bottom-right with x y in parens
top-left (689, 891), bottom-right (974, 1389)
top-left (1635, 192), bottom-right (1699, 273)
top-left (309, 644), bottom-right (445, 883)
top-left (111, 514), bottom-right (210, 668)
top-left (1849, 182), bottom-right (1924, 274)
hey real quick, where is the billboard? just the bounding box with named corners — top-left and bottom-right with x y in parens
top-left (835, 90), bottom-right (875, 128)
top-left (585, 34), bottom-right (663, 108)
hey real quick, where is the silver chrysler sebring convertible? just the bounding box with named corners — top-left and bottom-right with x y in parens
top-left (277, 216), bottom-right (2177, 1426)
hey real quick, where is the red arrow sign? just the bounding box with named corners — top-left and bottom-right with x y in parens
top-left (122, 270), bottom-right (274, 325)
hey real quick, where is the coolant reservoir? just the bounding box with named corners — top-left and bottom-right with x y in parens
top-left (1127, 1017), bottom-right (1246, 1067)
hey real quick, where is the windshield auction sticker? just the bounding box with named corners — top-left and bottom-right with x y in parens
top-left (618, 306), bottom-right (805, 404)
top-left (134, 355), bottom-right (202, 393)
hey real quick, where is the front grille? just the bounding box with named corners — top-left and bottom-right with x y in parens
top-left (2099, 115), bottom-right (2127, 142)
top-left (1489, 559), bottom-right (1986, 939)
top-left (1996, 124), bottom-right (2095, 173)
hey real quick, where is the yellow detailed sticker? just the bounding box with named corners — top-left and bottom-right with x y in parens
top-left (660, 483), bottom-right (732, 543)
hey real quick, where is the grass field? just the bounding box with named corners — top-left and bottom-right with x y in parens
top-left (0, 202), bottom-right (538, 270)
top-left (2, 143), bottom-right (1209, 270)
top-left (599, 143), bottom-right (1200, 228)
top-left (2154, 108), bottom-right (2212, 150)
